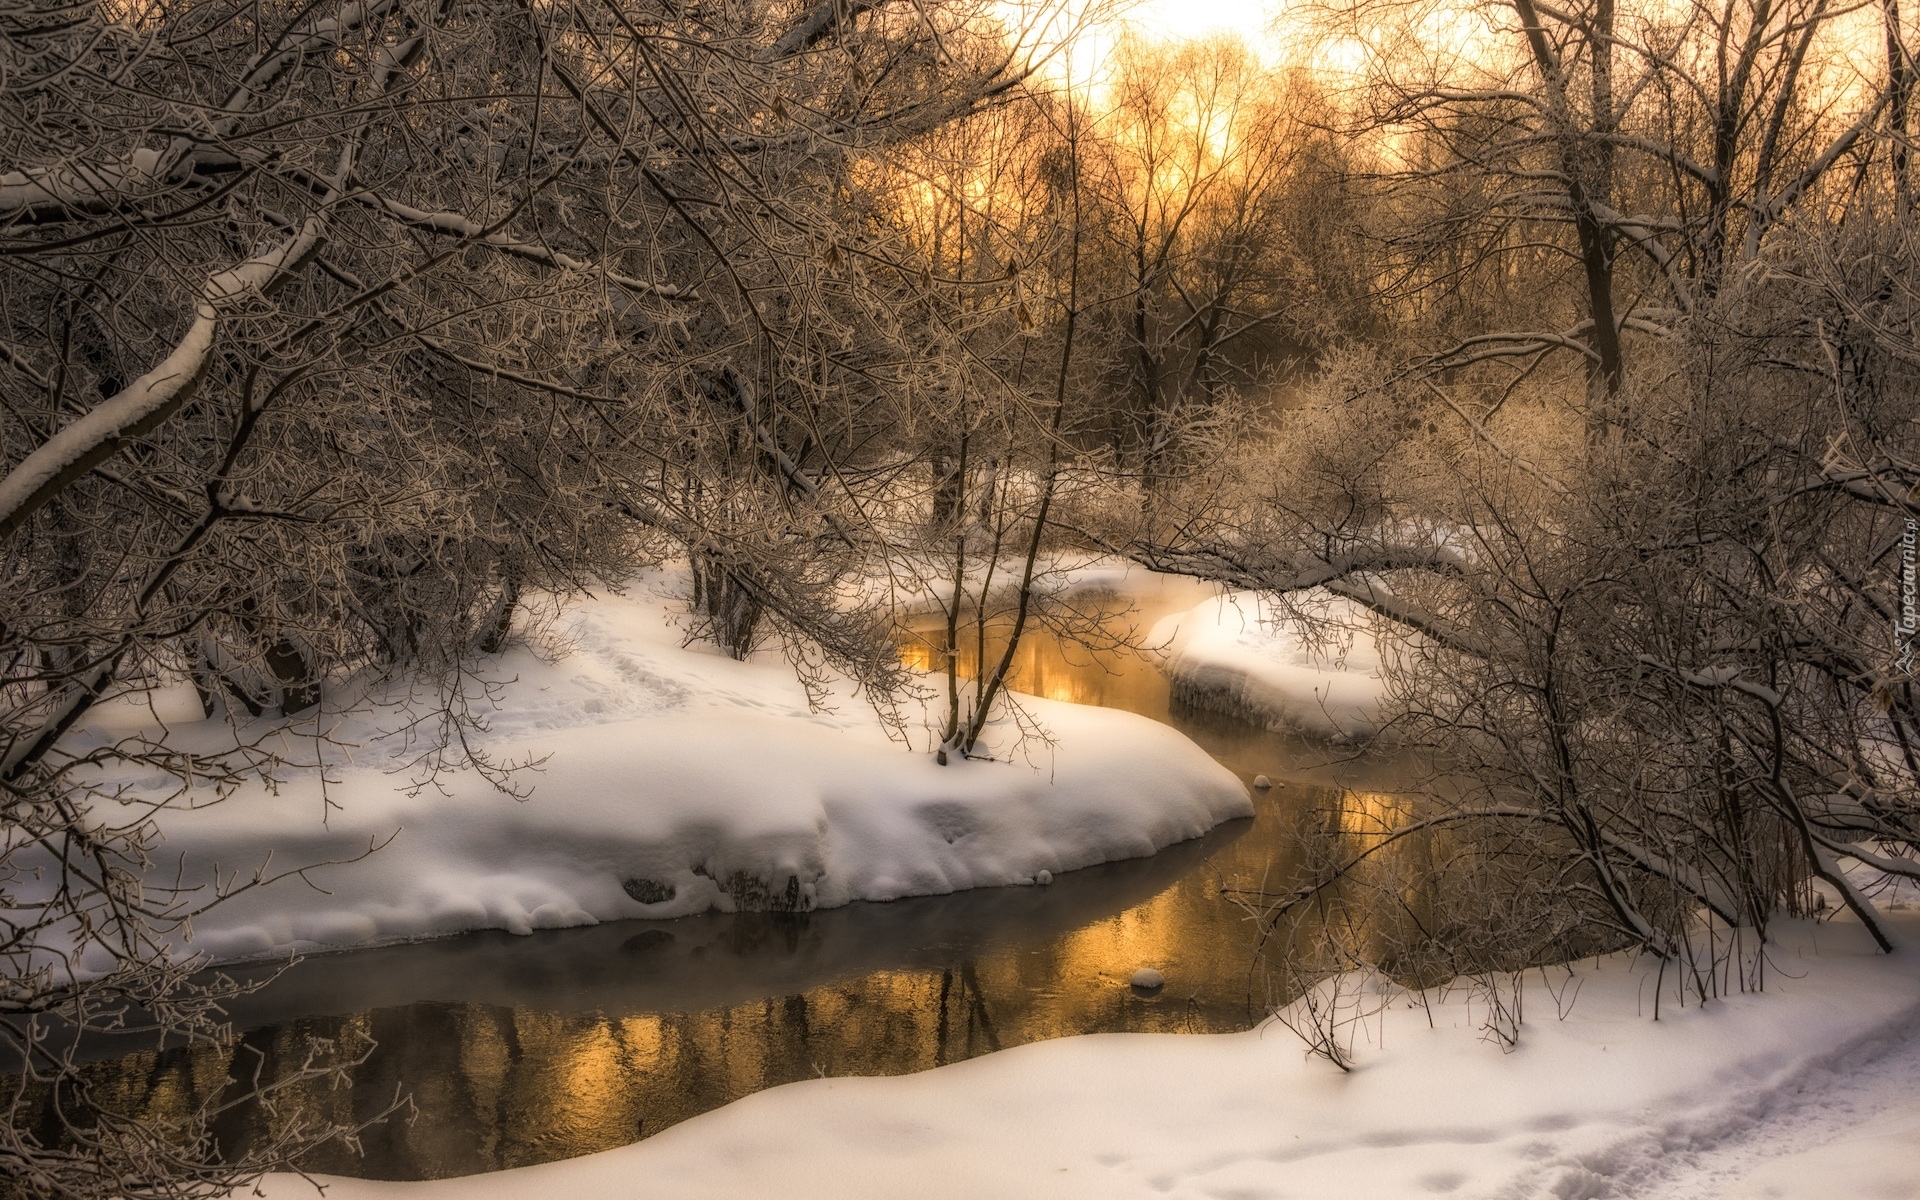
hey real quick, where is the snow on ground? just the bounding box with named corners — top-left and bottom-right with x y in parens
top-left (1654, 1015), bottom-right (1920, 1200)
top-left (1716, 1103), bottom-right (1920, 1200)
top-left (254, 912), bottom-right (1920, 1200)
top-left (61, 568), bottom-right (1248, 969)
top-left (1147, 590), bottom-right (1387, 739)
top-left (1650, 879), bottom-right (1920, 1200)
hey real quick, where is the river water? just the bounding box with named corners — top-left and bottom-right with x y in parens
top-left (41, 587), bottom-right (1415, 1180)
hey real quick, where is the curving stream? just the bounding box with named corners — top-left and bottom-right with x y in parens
top-left (36, 589), bottom-right (1417, 1181)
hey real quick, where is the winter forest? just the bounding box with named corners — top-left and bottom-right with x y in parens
top-left (3, 0), bottom-right (1919, 1195)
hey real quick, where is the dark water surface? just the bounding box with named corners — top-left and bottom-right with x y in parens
top-left (53, 594), bottom-right (1414, 1180)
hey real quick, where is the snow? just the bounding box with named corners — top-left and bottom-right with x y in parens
top-left (893, 549), bottom-right (1216, 619)
top-left (1148, 590), bottom-right (1387, 739)
top-left (87, 559), bottom-right (1918, 1200)
top-left (58, 569), bottom-right (1248, 969)
top-left (252, 912), bottom-right (1920, 1200)
top-left (1716, 1102), bottom-right (1920, 1200)
top-left (1661, 1028), bottom-right (1920, 1200)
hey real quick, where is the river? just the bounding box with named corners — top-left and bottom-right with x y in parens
top-left (37, 583), bottom-right (1416, 1180)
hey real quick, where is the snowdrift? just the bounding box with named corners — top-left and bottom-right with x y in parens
top-left (62, 572), bottom-right (1249, 969)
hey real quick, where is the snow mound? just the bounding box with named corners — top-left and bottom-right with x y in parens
top-left (64, 572), bottom-right (1249, 969)
top-left (1147, 590), bottom-right (1387, 739)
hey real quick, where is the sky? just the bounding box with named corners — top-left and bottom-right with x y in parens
top-left (1014, 0), bottom-right (1287, 92)
top-left (1106, 0), bottom-right (1279, 43)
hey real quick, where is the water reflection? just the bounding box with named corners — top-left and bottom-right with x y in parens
top-left (36, 587), bottom-right (1422, 1180)
top-left (899, 607), bottom-right (1180, 716)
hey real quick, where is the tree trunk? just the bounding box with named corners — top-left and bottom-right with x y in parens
top-left (1891, 0), bottom-right (1914, 217)
top-left (692, 550), bottom-right (765, 660)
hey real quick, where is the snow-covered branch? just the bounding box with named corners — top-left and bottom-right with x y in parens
top-left (0, 0), bottom-right (404, 225)
top-left (351, 189), bottom-right (690, 299)
top-left (0, 225), bottom-right (330, 543)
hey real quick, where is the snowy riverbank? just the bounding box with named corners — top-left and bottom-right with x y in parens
top-left (67, 569), bottom-right (1248, 969)
top-left (255, 911), bottom-right (1920, 1200)
top-left (1147, 590), bottom-right (1388, 740)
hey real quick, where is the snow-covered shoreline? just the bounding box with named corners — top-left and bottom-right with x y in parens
top-left (254, 912), bottom-right (1920, 1200)
top-left (70, 570), bottom-right (1248, 969)
top-left (85, 563), bottom-right (1920, 1200)
top-left (1148, 590), bottom-right (1388, 740)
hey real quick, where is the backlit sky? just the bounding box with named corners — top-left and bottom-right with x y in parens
top-left (1016, 0), bottom-right (1287, 91)
top-left (1107, 0), bottom-right (1278, 43)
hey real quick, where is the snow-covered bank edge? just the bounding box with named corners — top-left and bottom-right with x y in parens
top-left (1148, 590), bottom-right (1388, 740)
top-left (254, 913), bottom-right (1920, 1200)
top-left (889, 554), bottom-right (1392, 744)
top-left (59, 570), bottom-right (1248, 970)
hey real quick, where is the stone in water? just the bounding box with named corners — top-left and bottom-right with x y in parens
top-left (1130, 967), bottom-right (1165, 990)
top-left (622, 877), bottom-right (676, 905)
top-left (1253, 774), bottom-right (1273, 789)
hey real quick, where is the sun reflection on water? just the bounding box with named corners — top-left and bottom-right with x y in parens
top-left (29, 603), bottom-right (1430, 1181)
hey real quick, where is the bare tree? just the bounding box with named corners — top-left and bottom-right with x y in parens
top-left (1087, 1), bottom-right (1919, 1026)
top-left (1084, 36), bottom-right (1305, 490)
top-left (1314, 0), bottom-right (1889, 426)
top-left (0, 0), bottom-right (1054, 1190)
top-left (1146, 212), bottom-right (1919, 1019)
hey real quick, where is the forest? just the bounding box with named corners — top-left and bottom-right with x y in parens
top-left (3, 0), bottom-right (1918, 1193)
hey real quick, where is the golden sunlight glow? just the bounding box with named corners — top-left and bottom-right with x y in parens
top-left (1338, 791), bottom-right (1410, 838)
top-left (1014, 0), bottom-right (1890, 116)
top-left (1109, 0), bottom-right (1281, 47)
top-left (1002, 0), bottom-right (1286, 95)
top-left (899, 612), bottom-right (1174, 720)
